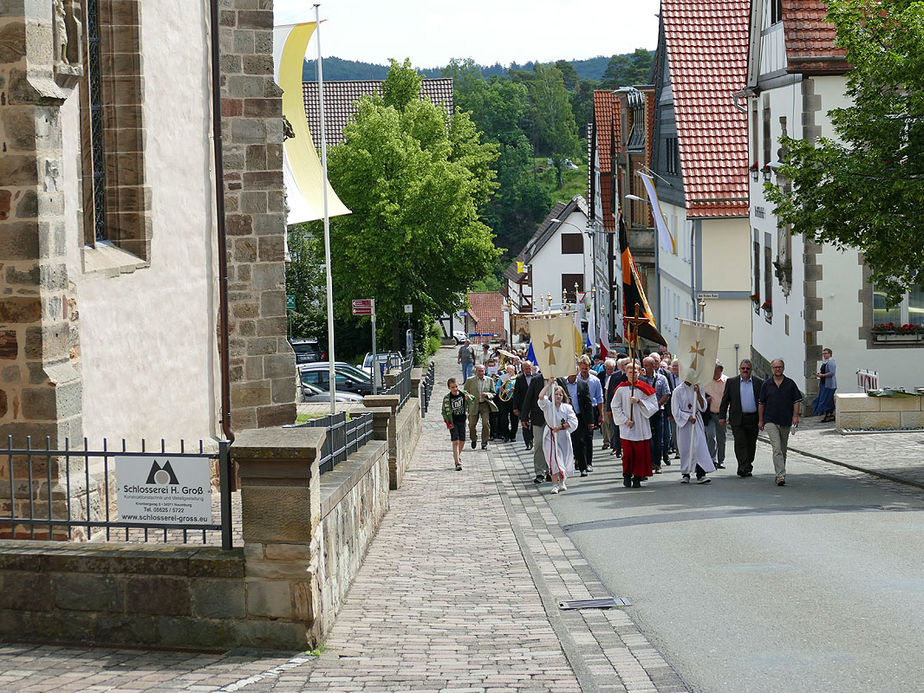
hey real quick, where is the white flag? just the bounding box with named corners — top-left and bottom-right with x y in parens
top-left (677, 321), bottom-right (720, 387)
top-left (639, 172), bottom-right (676, 254)
top-left (530, 316), bottom-right (578, 380)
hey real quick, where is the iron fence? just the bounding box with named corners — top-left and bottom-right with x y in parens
top-left (382, 357), bottom-right (414, 408)
top-left (0, 437), bottom-right (233, 549)
top-left (292, 411), bottom-right (374, 474)
top-left (421, 361), bottom-right (435, 417)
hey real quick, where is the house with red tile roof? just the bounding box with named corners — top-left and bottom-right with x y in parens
top-left (464, 292), bottom-right (508, 346)
top-left (743, 0), bottom-right (921, 397)
top-left (650, 0), bottom-right (753, 365)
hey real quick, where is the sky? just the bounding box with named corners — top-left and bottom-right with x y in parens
top-left (274, 0), bottom-right (661, 69)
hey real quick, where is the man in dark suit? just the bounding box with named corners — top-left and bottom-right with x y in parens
top-left (604, 357), bottom-right (628, 457)
top-left (518, 364), bottom-right (550, 483)
top-left (719, 359), bottom-right (764, 477)
top-left (512, 361), bottom-right (538, 451)
top-left (558, 372), bottom-right (594, 476)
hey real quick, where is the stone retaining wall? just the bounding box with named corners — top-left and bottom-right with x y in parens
top-left (835, 393), bottom-right (924, 430)
top-left (316, 439), bottom-right (390, 637)
top-left (0, 542), bottom-right (307, 650)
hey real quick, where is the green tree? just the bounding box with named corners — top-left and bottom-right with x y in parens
top-left (518, 64), bottom-right (581, 188)
top-left (554, 59), bottom-right (579, 91)
top-left (285, 225), bottom-right (326, 340)
top-left (325, 59), bottom-right (500, 355)
top-left (600, 48), bottom-right (654, 89)
top-left (765, 0), bottom-right (924, 305)
top-left (445, 62), bottom-right (550, 259)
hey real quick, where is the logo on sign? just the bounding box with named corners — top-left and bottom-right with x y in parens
top-left (145, 460), bottom-right (179, 486)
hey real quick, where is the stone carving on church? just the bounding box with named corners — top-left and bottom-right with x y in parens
top-left (53, 0), bottom-right (83, 87)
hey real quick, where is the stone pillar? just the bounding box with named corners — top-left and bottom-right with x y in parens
top-left (217, 0), bottom-right (295, 430)
top-left (410, 367), bottom-right (422, 398)
top-left (363, 395), bottom-right (399, 488)
top-left (233, 426), bottom-right (325, 649)
top-left (0, 3), bottom-right (84, 538)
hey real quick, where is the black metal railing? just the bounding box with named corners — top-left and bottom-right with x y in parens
top-left (421, 361), bottom-right (435, 417)
top-left (0, 437), bottom-right (233, 549)
top-left (383, 357), bottom-right (414, 408)
top-left (294, 412), bottom-right (375, 474)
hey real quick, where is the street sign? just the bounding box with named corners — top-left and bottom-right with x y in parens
top-left (404, 304), bottom-right (413, 314)
top-left (352, 299), bottom-right (373, 316)
top-left (286, 295), bottom-right (296, 311)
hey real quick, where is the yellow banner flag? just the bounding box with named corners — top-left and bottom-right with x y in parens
top-left (677, 320), bottom-right (721, 387)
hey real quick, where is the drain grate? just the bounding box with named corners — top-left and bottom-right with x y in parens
top-left (558, 597), bottom-right (630, 610)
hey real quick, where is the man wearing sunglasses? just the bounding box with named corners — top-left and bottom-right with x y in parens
top-left (718, 360), bottom-right (764, 477)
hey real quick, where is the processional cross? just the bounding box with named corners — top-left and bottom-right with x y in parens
top-left (624, 303), bottom-right (649, 397)
top-left (689, 339), bottom-right (705, 371)
top-left (543, 334), bottom-right (562, 366)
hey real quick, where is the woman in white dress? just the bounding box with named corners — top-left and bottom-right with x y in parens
top-left (538, 377), bottom-right (578, 494)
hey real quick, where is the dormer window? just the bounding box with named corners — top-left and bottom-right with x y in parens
top-left (770, 0), bottom-right (782, 25)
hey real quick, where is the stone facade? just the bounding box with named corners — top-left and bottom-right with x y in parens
top-left (217, 0), bottom-right (295, 431)
top-left (0, 0), bottom-right (295, 468)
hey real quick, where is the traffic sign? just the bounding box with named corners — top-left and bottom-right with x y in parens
top-left (286, 295), bottom-right (296, 311)
top-left (352, 299), bottom-right (374, 316)
top-left (404, 304), bottom-right (413, 314)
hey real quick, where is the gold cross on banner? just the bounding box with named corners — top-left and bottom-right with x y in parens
top-left (543, 334), bottom-right (562, 365)
top-left (689, 339), bottom-right (705, 371)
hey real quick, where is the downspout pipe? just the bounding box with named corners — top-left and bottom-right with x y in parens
top-left (208, 0), bottom-right (233, 445)
top-left (732, 86), bottom-right (755, 114)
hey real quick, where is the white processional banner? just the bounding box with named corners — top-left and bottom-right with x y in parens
top-left (639, 172), bottom-right (676, 254)
top-left (677, 320), bottom-right (721, 387)
top-left (530, 315), bottom-right (579, 380)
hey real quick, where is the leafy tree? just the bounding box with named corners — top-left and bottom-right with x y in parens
top-left (765, 0), bottom-right (924, 305)
top-left (554, 59), bottom-right (579, 91)
top-left (285, 225), bottom-right (326, 340)
top-left (521, 64), bottom-right (581, 188)
top-left (445, 62), bottom-right (551, 258)
top-left (571, 78), bottom-right (600, 141)
top-left (600, 48), bottom-right (655, 89)
top-left (324, 59), bottom-right (501, 355)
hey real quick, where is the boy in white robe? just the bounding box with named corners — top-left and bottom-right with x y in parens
top-left (671, 380), bottom-right (716, 484)
top-left (610, 363), bottom-right (659, 488)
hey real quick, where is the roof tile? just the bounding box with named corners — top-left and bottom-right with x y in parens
top-left (661, 0), bottom-right (750, 218)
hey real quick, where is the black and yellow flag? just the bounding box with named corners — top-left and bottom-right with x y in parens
top-left (619, 214), bottom-right (667, 346)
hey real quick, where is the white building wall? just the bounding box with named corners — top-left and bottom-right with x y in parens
top-left (62, 1), bottom-right (220, 445)
top-left (699, 217), bottom-right (753, 369)
top-left (657, 201), bottom-right (695, 349)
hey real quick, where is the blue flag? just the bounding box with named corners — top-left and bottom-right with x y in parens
top-left (526, 341), bottom-right (537, 366)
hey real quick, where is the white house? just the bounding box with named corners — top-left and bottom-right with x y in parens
top-left (744, 0), bottom-right (923, 397)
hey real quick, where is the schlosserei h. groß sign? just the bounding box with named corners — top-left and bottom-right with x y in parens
top-left (116, 456), bottom-right (212, 525)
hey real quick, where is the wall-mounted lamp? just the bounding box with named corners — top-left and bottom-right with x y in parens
top-left (750, 164), bottom-right (759, 182)
top-left (762, 165), bottom-right (772, 183)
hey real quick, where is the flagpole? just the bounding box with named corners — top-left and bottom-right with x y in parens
top-left (314, 4), bottom-right (336, 415)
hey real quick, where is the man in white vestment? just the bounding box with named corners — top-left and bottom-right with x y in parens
top-left (610, 363), bottom-right (659, 488)
top-left (671, 380), bottom-right (716, 484)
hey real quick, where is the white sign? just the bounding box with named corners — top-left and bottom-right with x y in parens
top-left (116, 456), bottom-right (212, 525)
top-left (404, 304), bottom-right (413, 313)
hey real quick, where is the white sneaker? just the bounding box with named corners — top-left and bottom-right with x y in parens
top-left (697, 477), bottom-right (711, 484)
top-left (559, 481), bottom-right (567, 491)
top-left (550, 484), bottom-right (560, 494)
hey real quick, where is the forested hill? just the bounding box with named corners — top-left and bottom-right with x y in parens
top-left (303, 54), bottom-right (624, 82)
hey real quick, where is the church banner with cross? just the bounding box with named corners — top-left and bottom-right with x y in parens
top-left (530, 315), bottom-right (579, 379)
top-left (677, 320), bottom-right (721, 387)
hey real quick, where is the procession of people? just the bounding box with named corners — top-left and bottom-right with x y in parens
top-left (444, 330), bottom-right (819, 495)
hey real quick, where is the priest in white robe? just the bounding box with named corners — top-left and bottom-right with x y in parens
top-left (671, 380), bottom-right (716, 484)
top-left (611, 363), bottom-right (659, 488)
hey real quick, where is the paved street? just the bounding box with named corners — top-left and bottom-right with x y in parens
top-left (511, 424), bottom-right (924, 692)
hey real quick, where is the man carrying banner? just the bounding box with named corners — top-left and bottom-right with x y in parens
top-left (611, 362), bottom-right (659, 488)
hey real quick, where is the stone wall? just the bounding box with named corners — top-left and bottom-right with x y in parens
top-left (0, 542), bottom-right (309, 649)
top-left (316, 438), bottom-right (390, 637)
top-left (835, 393), bottom-right (924, 430)
top-left (218, 0), bottom-right (296, 431)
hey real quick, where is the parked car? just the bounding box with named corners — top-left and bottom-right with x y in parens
top-left (289, 338), bottom-right (322, 364)
top-left (360, 351), bottom-right (404, 375)
top-left (298, 362), bottom-right (373, 395)
top-left (452, 330), bottom-right (468, 344)
top-left (299, 381), bottom-right (363, 403)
